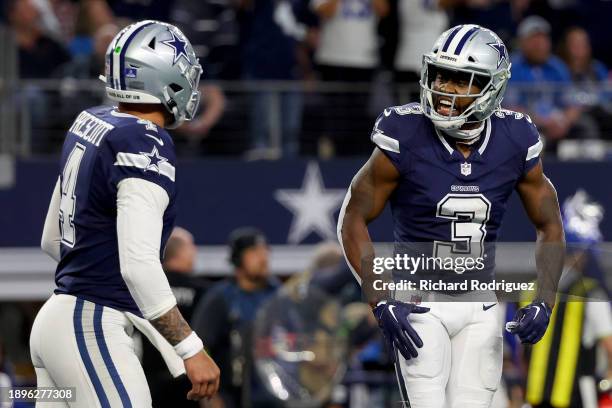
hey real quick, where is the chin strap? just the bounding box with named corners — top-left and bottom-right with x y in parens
top-left (442, 120), bottom-right (485, 143)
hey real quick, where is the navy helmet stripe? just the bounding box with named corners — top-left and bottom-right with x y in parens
top-left (93, 304), bottom-right (133, 408)
top-left (119, 22), bottom-right (155, 90)
top-left (108, 48), bottom-right (114, 87)
top-left (441, 26), bottom-right (462, 53)
top-left (73, 298), bottom-right (110, 407)
top-left (108, 28), bottom-right (129, 89)
top-left (454, 26), bottom-right (479, 55)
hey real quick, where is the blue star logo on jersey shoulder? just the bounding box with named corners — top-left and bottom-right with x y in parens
top-left (140, 146), bottom-right (167, 173)
top-left (161, 30), bottom-right (189, 65)
top-left (487, 41), bottom-right (507, 69)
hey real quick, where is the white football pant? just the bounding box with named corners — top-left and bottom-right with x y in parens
top-left (30, 294), bottom-right (151, 407)
top-left (392, 296), bottom-right (503, 408)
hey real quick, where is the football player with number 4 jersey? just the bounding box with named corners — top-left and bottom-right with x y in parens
top-left (30, 21), bottom-right (220, 407)
top-left (338, 25), bottom-right (565, 407)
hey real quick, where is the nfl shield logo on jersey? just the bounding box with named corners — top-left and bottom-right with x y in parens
top-left (461, 162), bottom-right (472, 176)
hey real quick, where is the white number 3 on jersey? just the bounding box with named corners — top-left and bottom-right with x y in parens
top-left (433, 194), bottom-right (491, 263)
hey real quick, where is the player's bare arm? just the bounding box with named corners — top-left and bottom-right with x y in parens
top-left (150, 306), bottom-right (192, 345)
top-left (340, 148), bottom-right (429, 361)
top-left (151, 306), bottom-right (220, 399)
top-left (516, 160), bottom-right (565, 308)
top-left (339, 148), bottom-right (399, 306)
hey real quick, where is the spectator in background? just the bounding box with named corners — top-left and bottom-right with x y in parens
top-left (558, 26), bottom-right (612, 142)
top-left (60, 23), bottom-right (120, 80)
top-left (560, 26), bottom-right (608, 85)
top-left (283, 241), bottom-right (360, 305)
top-left (449, 0), bottom-right (530, 47)
top-left (66, 0), bottom-right (114, 58)
top-left (312, 0), bottom-right (389, 156)
top-left (7, 0), bottom-right (72, 152)
top-left (192, 228), bottom-right (279, 407)
top-left (394, 0), bottom-right (448, 101)
top-left (30, 0), bottom-right (63, 42)
top-left (173, 85), bottom-right (227, 154)
top-left (578, 0), bottom-right (612, 70)
top-left (169, 0), bottom-right (239, 155)
top-left (507, 16), bottom-right (583, 150)
top-left (107, 0), bottom-right (174, 21)
top-left (171, 0), bottom-right (242, 81)
top-left (7, 0), bottom-right (70, 79)
top-left (143, 227), bottom-right (211, 408)
top-left (240, 0), bottom-right (313, 159)
top-left (53, 24), bottom-right (119, 145)
top-left (163, 227), bottom-right (209, 321)
top-left (313, 0), bottom-right (388, 81)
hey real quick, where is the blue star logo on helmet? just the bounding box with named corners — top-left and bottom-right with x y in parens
top-left (487, 41), bottom-right (507, 68)
top-left (162, 30), bottom-right (189, 65)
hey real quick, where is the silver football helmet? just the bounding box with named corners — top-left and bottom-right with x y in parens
top-left (420, 25), bottom-right (511, 137)
top-left (100, 20), bottom-right (202, 129)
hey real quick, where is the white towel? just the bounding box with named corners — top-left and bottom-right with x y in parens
top-left (126, 313), bottom-right (186, 378)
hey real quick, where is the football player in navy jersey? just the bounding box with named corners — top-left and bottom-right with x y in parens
top-left (30, 21), bottom-right (220, 406)
top-left (338, 25), bottom-right (565, 407)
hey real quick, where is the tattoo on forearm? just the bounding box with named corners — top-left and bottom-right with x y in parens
top-left (150, 306), bottom-right (192, 346)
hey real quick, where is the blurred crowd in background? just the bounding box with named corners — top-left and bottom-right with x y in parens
top-left (2, 0), bottom-right (612, 158)
top-left (1, 2), bottom-right (612, 406)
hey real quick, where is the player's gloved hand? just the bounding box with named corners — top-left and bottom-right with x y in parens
top-left (505, 301), bottom-right (552, 344)
top-left (373, 300), bottom-right (429, 362)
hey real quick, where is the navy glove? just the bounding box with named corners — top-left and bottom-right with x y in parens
top-left (505, 301), bottom-right (552, 344)
top-left (373, 300), bottom-right (429, 362)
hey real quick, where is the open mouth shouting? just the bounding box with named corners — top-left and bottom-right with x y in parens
top-left (435, 97), bottom-right (459, 117)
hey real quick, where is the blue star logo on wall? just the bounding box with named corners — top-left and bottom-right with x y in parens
top-left (487, 41), bottom-right (507, 68)
top-left (162, 31), bottom-right (189, 65)
top-left (140, 146), bottom-right (167, 173)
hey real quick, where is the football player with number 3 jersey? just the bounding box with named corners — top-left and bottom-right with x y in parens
top-left (338, 25), bottom-right (565, 407)
top-left (30, 21), bottom-right (220, 407)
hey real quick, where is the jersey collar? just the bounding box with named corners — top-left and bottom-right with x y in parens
top-left (435, 117), bottom-right (492, 162)
top-left (110, 108), bottom-right (138, 119)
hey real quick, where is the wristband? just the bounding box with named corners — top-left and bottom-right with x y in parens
top-left (174, 331), bottom-right (204, 360)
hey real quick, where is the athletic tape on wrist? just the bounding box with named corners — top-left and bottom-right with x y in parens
top-left (174, 331), bottom-right (204, 360)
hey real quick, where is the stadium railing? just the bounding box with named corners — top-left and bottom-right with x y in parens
top-left (1, 79), bottom-right (611, 158)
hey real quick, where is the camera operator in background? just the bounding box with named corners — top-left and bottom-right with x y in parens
top-left (192, 228), bottom-right (279, 407)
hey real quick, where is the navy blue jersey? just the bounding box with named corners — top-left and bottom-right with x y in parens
top-left (54, 106), bottom-right (178, 316)
top-left (371, 103), bottom-right (542, 278)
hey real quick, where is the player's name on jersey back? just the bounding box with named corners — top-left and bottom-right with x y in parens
top-left (68, 111), bottom-right (115, 147)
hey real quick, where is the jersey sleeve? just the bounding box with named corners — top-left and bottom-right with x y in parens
top-left (103, 124), bottom-right (176, 197)
top-left (520, 115), bottom-right (543, 174)
top-left (370, 107), bottom-right (411, 172)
